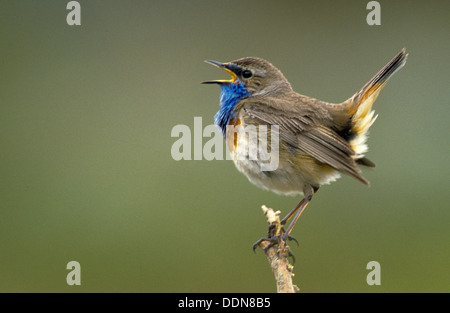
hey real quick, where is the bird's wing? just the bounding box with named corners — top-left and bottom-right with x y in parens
top-left (241, 98), bottom-right (369, 185)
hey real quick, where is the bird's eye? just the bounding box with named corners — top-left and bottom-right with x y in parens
top-left (241, 70), bottom-right (253, 79)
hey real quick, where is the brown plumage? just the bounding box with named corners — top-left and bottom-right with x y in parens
top-left (203, 49), bottom-right (407, 241)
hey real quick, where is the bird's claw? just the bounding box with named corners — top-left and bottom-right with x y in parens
top-left (252, 236), bottom-right (279, 254)
top-left (252, 234), bottom-right (297, 264)
top-left (285, 234), bottom-right (299, 247)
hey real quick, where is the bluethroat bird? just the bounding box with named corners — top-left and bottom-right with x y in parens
top-left (202, 49), bottom-right (407, 245)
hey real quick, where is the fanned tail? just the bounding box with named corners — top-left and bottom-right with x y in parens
top-left (347, 49), bottom-right (408, 158)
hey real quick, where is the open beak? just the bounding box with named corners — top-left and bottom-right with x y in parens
top-left (202, 60), bottom-right (238, 84)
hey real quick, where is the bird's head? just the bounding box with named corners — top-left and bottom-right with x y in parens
top-left (202, 57), bottom-right (292, 97)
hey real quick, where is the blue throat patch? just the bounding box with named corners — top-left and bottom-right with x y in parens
top-left (214, 81), bottom-right (250, 136)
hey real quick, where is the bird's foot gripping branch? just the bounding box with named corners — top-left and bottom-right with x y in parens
top-left (253, 206), bottom-right (299, 293)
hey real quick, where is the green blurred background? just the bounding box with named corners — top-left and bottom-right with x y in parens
top-left (0, 0), bottom-right (448, 292)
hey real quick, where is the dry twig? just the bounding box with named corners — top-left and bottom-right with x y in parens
top-left (255, 205), bottom-right (299, 293)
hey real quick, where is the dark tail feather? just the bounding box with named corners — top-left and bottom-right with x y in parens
top-left (348, 49), bottom-right (408, 117)
top-left (346, 49), bottom-right (407, 158)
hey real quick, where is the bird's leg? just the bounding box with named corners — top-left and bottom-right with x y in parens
top-left (253, 187), bottom-right (317, 255)
top-left (282, 195), bottom-right (312, 242)
top-left (280, 187), bottom-right (318, 242)
top-left (280, 198), bottom-right (306, 226)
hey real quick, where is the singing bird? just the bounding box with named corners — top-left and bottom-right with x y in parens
top-left (203, 49), bottom-right (407, 243)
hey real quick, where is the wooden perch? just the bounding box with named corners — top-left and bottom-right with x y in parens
top-left (254, 205), bottom-right (299, 293)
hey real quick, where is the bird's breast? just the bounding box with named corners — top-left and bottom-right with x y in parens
top-left (225, 116), bottom-right (261, 163)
